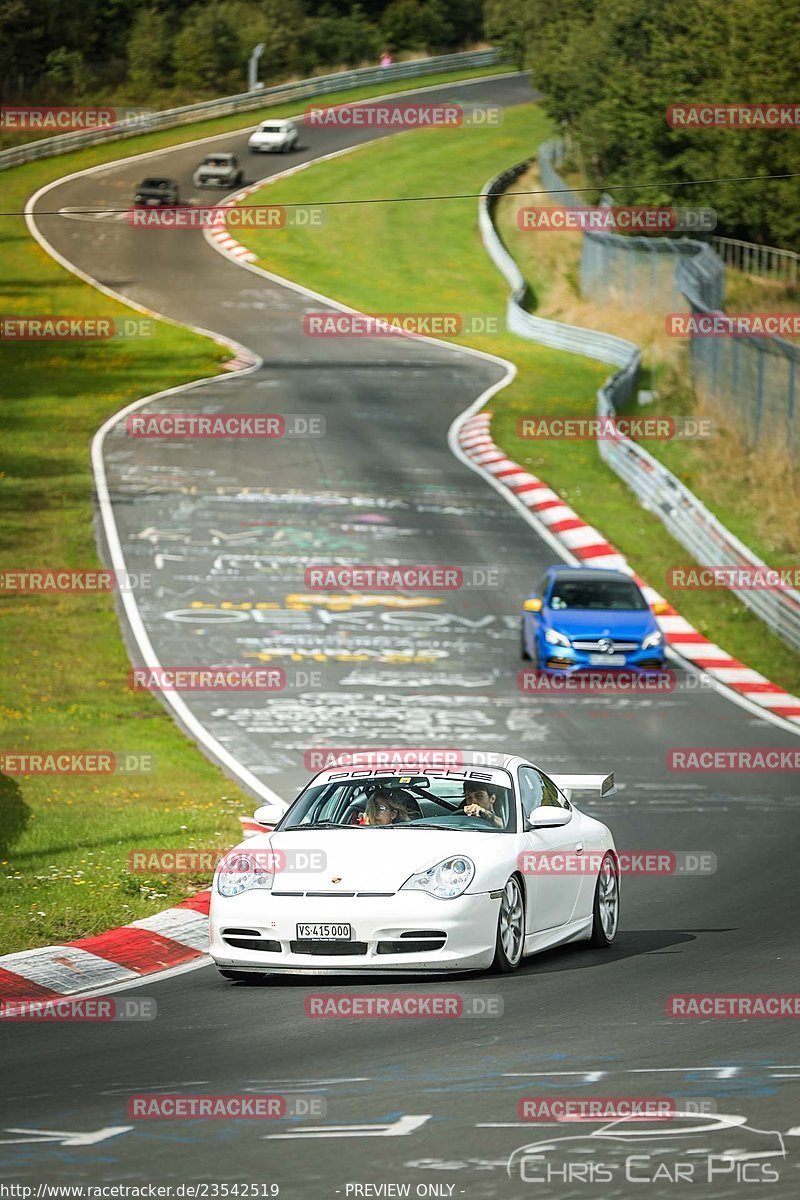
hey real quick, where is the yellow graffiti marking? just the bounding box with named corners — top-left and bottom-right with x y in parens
top-left (244, 650), bottom-right (441, 665)
top-left (188, 601), bottom-right (281, 610)
top-left (284, 593), bottom-right (443, 613)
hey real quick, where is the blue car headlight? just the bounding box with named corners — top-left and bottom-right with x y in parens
top-left (642, 630), bottom-right (664, 650)
top-left (401, 856), bottom-right (475, 899)
top-left (544, 627), bottom-right (571, 648)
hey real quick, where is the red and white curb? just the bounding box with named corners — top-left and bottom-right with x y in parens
top-left (221, 347), bottom-right (259, 371)
top-left (459, 410), bottom-right (800, 727)
top-left (0, 818), bottom-right (278, 1004)
top-left (206, 187), bottom-right (264, 265)
top-left (0, 892), bottom-right (210, 1004)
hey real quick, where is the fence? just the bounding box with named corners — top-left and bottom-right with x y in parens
top-left (481, 159), bottom-right (800, 655)
top-left (711, 236), bottom-right (799, 286)
top-left (538, 139), bottom-right (725, 312)
top-left (0, 49), bottom-right (502, 171)
top-left (539, 138), bottom-right (800, 453)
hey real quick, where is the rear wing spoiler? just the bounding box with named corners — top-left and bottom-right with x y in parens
top-left (550, 773), bottom-right (615, 801)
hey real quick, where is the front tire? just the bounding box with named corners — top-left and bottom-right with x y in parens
top-left (491, 876), bottom-right (525, 973)
top-left (589, 853), bottom-right (620, 946)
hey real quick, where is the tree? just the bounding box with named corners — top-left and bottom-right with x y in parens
top-left (43, 47), bottom-right (91, 96)
top-left (127, 7), bottom-right (174, 93)
top-left (173, 4), bottom-right (242, 93)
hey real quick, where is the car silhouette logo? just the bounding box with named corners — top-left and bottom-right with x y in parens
top-left (597, 638), bottom-right (615, 654)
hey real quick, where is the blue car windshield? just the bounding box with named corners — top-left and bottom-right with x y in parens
top-left (550, 580), bottom-right (648, 611)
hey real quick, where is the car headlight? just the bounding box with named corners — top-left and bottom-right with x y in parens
top-left (544, 627), bottom-right (571, 647)
top-left (401, 856), bottom-right (475, 899)
top-left (642, 630), bottom-right (664, 650)
top-left (216, 850), bottom-right (274, 898)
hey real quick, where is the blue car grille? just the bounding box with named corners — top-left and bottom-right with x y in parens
top-left (571, 638), bottom-right (640, 652)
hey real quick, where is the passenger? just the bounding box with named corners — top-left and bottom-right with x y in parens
top-left (363, 788), bottom-right (410, 825)
top-left (459, 781), bottom-right (504, 828)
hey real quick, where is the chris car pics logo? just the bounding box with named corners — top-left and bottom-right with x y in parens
top-left (507, 1112), bottom-right (787, 1185)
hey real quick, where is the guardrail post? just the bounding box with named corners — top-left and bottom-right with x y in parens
top-left (754, 344), bottom-right (766, 443)
top-left (788, 353), bottom-right (796, 448)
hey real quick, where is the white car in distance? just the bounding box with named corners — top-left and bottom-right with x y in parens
top-left (210, 753), bottom-right (621, 980)
top-left (248, 119), bottom-right (299, 154)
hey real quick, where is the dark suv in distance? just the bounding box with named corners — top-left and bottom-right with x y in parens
top-left (133, 177), bottom-right (180, 206)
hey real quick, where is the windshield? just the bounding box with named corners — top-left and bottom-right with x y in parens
top-left (260, 124), bottom-right (286, 132)
top-left (204, 156), bottom-right (231, 166)
top-left (280, 775), bottom-right (515, 832)
top-left (549, 579), bottom-right (648, 611)
top-left (142, 178), bottom-right (170, 188)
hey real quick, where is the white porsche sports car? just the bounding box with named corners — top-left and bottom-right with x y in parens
top-left (210, 753), bottom-right (620, 978)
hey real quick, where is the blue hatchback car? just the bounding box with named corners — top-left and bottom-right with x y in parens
top-left (521, 566), bottom-right (666, 672)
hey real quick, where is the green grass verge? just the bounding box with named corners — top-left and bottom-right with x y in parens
top-left (231, 103), bottom-right (800, 698)
top-left (0, 65), bottom-right (509, 958)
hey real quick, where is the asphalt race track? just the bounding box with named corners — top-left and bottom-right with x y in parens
top-left (4, 73), bottom-right (800, 1198)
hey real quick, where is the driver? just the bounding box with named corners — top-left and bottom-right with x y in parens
top-left (363, 788), bottom-right (410, 826)
top-left (459, 781), bottom-right (504, 828)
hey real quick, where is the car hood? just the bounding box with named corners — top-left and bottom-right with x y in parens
top-left (544, 608), bottom-right (656, 639)
top-left (232, 828), bottom-right (500, 893)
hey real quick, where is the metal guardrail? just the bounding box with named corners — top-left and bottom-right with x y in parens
top-left (595, 412), bottom-right (800, 652)
top-left (480, 159), bottom-right (800, 655)
top-left (0, 49), bottom-right (502, 171)
top-left (711, 236), bottom-right (799, 286)
top-left (481, 161), bottom-right (641, 405)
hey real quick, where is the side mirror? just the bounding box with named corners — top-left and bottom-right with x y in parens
top-left (527, 806), bottom-right (572, 829)
top-left (523, 597), bottom-right (543, 613)
top-left (251, 802), bottom-right (285, 832)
